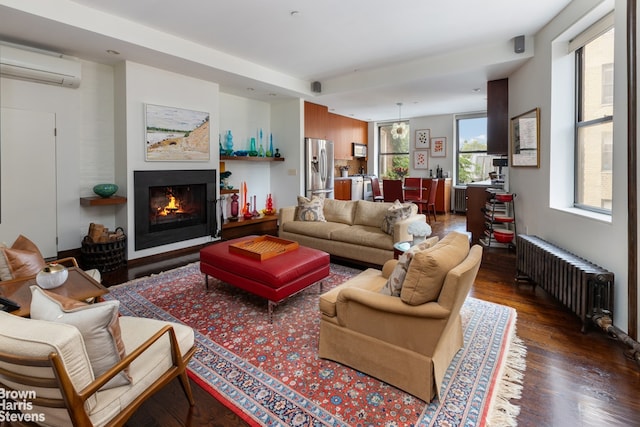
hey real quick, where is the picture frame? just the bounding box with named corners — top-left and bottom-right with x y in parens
top-left (430, 137), bottom-right (447, 157)
top-left (145, 103), bottom-right (210, 161)
top-left (511, 107), bottom-right (540, 167)
top-left (414, 151), bottom-right (429, 169)
top-left (415, 129), bottom-right (430, 149)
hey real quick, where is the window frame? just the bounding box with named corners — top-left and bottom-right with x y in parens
top-left (378, 121), bottom-right (410, 179)
top-left (573, 26), bottom-right (614, 214)
top-left (455, 114), bottom-right (496, 185)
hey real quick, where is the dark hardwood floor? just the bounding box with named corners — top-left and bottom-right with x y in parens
top-left (105, 214), bottom-right (640, 427)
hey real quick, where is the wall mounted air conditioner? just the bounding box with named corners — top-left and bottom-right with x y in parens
top-left (0, 43), bottom-right (81, 88)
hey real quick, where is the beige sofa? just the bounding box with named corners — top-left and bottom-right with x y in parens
top-left (318, 232), bottom-right (483, 401)
top-left (279, 198), bottom-right (426, 266)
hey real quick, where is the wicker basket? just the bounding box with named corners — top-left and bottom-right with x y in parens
top-left (81, 227), bottom-right (127, 272)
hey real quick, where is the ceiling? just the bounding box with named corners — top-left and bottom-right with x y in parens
top-left (0, 0), bottom-right (572, 122)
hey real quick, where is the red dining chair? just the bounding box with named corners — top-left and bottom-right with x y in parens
top-left (403, 177), bottom-right (426, 213)
top-left (370, 176), bottom-right (384, 202)
top-left (382, 179), bottom-right (404, 202)
top-left (425, 178), bottom-right (439, 223)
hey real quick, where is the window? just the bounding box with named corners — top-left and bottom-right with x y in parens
top-left (378, 121), bottom-right (410, 179)
top-left (456, 115), bottom-right (499, 184)
top-left (574, 24), bottom-right (614, 213)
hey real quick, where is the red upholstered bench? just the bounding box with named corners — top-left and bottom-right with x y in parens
top-left (200, 236), bottom-right (330, 321)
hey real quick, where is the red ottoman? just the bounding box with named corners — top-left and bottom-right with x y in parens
top-left (200, 236), bottom-right (330, 321)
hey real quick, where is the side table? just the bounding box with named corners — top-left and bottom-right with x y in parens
top-left (221, 215), bottom-right (278, 240)
top-left (393, 241), bottom-right (411, 259)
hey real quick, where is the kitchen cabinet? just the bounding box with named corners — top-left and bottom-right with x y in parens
top-left (334, 178), bottom-right (351, 200)
top-left (304, 102), bottom-right (329, 140)
top-left (487, 78), bottom-right (508, 155)
top-left (304, 101), bottom-right (368, 160)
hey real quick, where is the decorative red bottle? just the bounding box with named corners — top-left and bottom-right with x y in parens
top-left (230, 193), bottom-right (239, 218)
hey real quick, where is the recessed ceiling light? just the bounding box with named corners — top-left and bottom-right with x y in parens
top-left (472, 88), bottom-right (481, 93)
top-left (106, 49), bottom-right (120, 55)
top-left (290, 10), bottom-right (300, 17)
top-left (246, 87), bottom-right (255, 91)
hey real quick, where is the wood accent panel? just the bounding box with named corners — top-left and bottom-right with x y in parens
top-left (304, 101), bottom-right (368, 160)
top-left (627, 0), bottom-right (638, 339)
top-left (304, 102), bottom-right (329, 139)
top-left (487, 78), bottom-right (508, 155)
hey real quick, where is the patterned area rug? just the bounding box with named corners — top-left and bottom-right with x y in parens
top-left (105, 262), bottom-right (526, 426)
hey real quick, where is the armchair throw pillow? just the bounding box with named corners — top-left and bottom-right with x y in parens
top-left (381, 200), bottom-right (413, 235)
top-left (400, 232), bottom-right (470, 305)
top-left (379, 236), bottom-right (440, 297)
top-left (0, 235), bottom-right (46, 280)
top-left (295, 196), bottom-right (326, 222)
top-left (29, 286), bottom-right (131, 390)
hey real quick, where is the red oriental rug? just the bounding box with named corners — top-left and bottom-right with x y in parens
top-left (105, 262), bottom-right (526, 426)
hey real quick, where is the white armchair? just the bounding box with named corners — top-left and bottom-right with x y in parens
top-left (0, 309), bottom-right (195, 427)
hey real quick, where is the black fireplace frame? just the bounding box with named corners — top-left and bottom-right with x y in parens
top-left (134, 169), bottom-right (217, 250)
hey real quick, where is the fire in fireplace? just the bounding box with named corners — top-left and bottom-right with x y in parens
top-left (134, 169), bottom-right (217, 250)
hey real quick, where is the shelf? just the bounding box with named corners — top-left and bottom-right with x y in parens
top-left (80, 196), bottom-right (127, 206)
top-left (220, 156), bottom-right (284, 162)
top-left (220, 189), bottom-right (239, 194)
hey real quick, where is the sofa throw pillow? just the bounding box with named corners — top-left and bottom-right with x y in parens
top-left (381, 200), bottom-right (413, 235)
top-left (400, 232), bottom-right (470, 305)
top-left (295, 196), bottom-right (326, 222)
top-left (0, 235), bottom-right (46, 280)
top-left (29, 286), bottom-right (131, 390)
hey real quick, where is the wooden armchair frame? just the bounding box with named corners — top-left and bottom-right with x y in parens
top-left (0, 324), bottom-right (195, 427)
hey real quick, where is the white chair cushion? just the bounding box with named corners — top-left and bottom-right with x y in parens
top-left (89, 316), bottom-right (195, 426)
top-left (0, 311), bottom-right (97, 426)
top-left (29, 285), bottom-right (131, 390)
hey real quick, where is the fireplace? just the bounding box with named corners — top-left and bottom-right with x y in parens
top-left (134, 169), bottom-right (217, 250)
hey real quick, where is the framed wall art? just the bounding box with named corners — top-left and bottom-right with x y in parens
top-left (145, 103), bottom-right (210, 161)
top-left (511, 107), bottom-right (540, 167)
top-left (414, 150), bottom-right (428, 169)
top-left (430, 137), bottom-right (447, 158)
top-left (415, 129), bottom-right (430, 149)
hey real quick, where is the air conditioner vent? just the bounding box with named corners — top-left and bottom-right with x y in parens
top-left (0, 43), bottom-right (81, 88)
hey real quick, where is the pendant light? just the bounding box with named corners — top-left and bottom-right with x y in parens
top-left (391, 102), bottom-right (408, 139)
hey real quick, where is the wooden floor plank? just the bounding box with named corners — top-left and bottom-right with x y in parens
top-left (103, 213), bottom-right (640, 427)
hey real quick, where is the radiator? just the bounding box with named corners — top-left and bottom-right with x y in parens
top-left (516, 235), bottom-right (614, 333)
top-left (453, 186), bottom-right (467, 213)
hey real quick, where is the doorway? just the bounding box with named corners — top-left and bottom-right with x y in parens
top-left (0, 107), bottom-right (57, 257)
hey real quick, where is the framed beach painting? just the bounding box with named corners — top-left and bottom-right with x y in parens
top-left (145, 104), bottom-right (210, 161)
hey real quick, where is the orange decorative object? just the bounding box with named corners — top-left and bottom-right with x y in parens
top-left (228, 236), bottom-right (299, 261)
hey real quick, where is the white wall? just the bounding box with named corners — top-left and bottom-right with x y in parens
top-left (271, 98), bottom-right (305, 208)
top-left (116, 61), bottom-right (219, 260)
top-left (1, 60), bottom-right (117, 251)
top-left (409, 114), bottom-right (455, 179)
top-left (218, 92), bottom-right (272, 214)
top-left (508, 0), bottom-right (632, 331)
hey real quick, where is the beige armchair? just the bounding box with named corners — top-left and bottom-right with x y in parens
top-left (0, 307), bottom-right (195, 426)
top-left (319, 232), bottom-right (482, 402)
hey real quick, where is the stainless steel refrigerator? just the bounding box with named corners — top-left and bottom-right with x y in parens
top-left (305, 137), bottom-right (334, 199)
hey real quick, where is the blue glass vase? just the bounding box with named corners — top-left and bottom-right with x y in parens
top-left (224, 130), bottom-right (234, 155)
